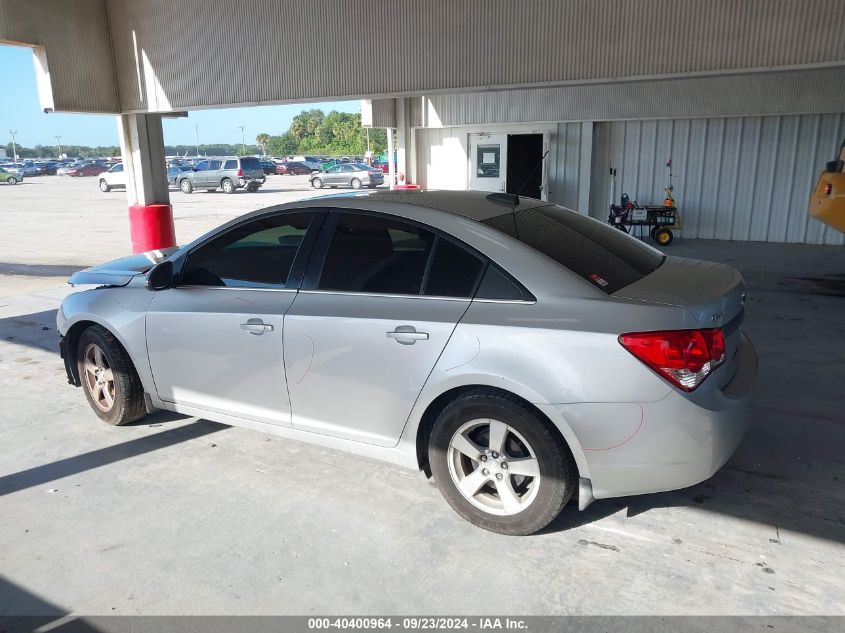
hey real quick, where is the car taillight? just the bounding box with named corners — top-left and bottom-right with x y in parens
top-left (823, 182), bottom-right (832, 195)
top-left (237, 168), bottom-right (243, 177)
top-left (619, 328), bottom-right (725, 392)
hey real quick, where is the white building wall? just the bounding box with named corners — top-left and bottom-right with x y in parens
top-left (590, 114), bottom-right (845, 245)
top-left (416, 113), bottom-right (845, 245)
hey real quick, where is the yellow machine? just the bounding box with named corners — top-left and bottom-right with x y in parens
top-left (809, 138), bottom-right (845, 233)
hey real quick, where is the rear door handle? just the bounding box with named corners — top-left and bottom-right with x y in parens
top-left (386, 325), bottom-right (429, 345)
top-left (240, 318), bottom-right (273, 335)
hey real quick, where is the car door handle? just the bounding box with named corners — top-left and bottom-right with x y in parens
top-left (240, 318), bottom-right (273, 335)
top-left (386, 325), bottom-right (429, 345)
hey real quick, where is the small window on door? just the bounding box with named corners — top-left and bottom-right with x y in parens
top-left (476, 145), bottom-right (501, 178)
top-left (180, 212), bottom-right (316, 288)
top-left (317, 213), bottom-right (435, 295)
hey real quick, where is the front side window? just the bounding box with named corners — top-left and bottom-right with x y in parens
top-left (180, 212), bottom-right (316, 288)
top-left (208, 160), bottom-right (222, 170)
top-left (194, 161), bottom-right (209, 172)
top-left (318, 214), bottom-right (435, 295)
top-left (111, 164), bottom-right (123, 173)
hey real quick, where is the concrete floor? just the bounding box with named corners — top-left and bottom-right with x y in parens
top-left (0, 177), bottom-right (843, 616)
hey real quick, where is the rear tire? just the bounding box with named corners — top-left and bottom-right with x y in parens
top-left (76, 325), bottom-right (146, 426)
top-left (221, 178), bottom-right (235, 194)
top-left (180, 179), bottom-right (193, 194)
top-left (428, 389), bottom-right (576, 535)
top-left (99, 179), bottom-right (110, 192)
top-left (351, 177), bottom-right (362, 190)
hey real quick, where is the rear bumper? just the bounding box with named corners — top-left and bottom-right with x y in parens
top-left (541, 334), bottom-right (757, 501)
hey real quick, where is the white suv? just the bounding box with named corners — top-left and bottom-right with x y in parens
top-left (98, 163), bottom-right (127, 192)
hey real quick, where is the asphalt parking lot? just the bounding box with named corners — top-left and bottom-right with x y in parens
top-left (1, 176), bottom-right (843, 616)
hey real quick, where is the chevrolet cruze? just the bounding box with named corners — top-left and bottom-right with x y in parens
top-left (58, 190), bottom-right (756, 535)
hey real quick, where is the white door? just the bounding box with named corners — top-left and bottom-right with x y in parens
top-left (469, 133), bottom-right (507, 192)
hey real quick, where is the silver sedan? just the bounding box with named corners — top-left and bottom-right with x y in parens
top-left (310, 163), bottom-right (384, 189)
top-left (57, 191), bottom-right (756, 535)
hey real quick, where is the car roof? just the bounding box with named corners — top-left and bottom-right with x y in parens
top-left (320, 189), bottom-right (551, 222)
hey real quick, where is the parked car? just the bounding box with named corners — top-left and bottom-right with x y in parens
top-left (98, 163), bottom-right (127, 191)
top-left (64, 163), bottom-right (107, 177)
top-left (260, 160), bottom-right (277, 175)
top-left (177, 156), bottom-right (266, 194)
top-left (20, 162), bottom-right (39, 177)
top-left (167, 164), bottom-right (191, 187)
top-left (292, 156), bottom-right (322, 171)
top-left (372, 161), bottom-right (390, 174)
top-left (57, 190), bottom-right (756, 535)
top-left (310, 163), bottom-right (384, 189)
top-left (277, 161), bottom-right (311, 175)
top-left (0, 165), bottom-right (23, 184)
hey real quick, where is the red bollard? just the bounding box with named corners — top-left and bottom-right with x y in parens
top-left (128, 204), bottom-right (176, 254)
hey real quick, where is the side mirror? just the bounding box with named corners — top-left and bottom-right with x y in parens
top-left (825, 160), bottom-right (843, 173)
top-left (146, 260), bottom-right (174, 291)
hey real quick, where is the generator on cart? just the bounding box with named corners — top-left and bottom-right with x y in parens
top-left (607, 160), bottom-right (682, 246)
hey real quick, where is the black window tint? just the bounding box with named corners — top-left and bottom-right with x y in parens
top-left (482, 206), bottom-right (664, 294)
top-left (476, 264), bottom-right (533, 301)
top-left (318, 214), bottom-right (435, 295)
top-left (208, 160), bottom-right (222, 170)
top-left (223, 159), bottom-right (237, 169)
top-left (239, 157), bottom-right (260, 170)
top-left (181, 212), bottom-right (315, 288)
top-left (424, 239), bottom-right (484, 298)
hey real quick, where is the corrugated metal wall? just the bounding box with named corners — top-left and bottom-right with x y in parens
top-left (411, 67), bottom-right (845, 127)
top-left (0, 0), bottom-right (118, 113)
top-left (589, 114), bottom-right (845, 245)
top-left (105, 0), bottom-right (845, 113)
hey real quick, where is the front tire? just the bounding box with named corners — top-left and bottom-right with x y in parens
top-left (311, 177), bottom-right (323, 189)
top-left (7, 176), bottom-right (18, 185)
top-left (76, 325), bottom-right (146, 426)
top-left (99, 179), bottom-right (110, 192)
top-left (428, 389), bottom-right (576, 535)
top-left (180, 179), bottom-right (193, 194)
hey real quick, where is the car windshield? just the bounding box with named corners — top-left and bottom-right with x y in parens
top-left (482, 204), bottom-right (664, 294)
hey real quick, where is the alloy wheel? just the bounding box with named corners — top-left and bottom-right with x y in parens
top-left (447, 418), bottom-right (541, 516)
top-left (83, 343), bottom-right (116, 412)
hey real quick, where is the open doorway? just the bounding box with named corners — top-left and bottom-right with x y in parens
top-left (506, 133), bottom-right (544, 200)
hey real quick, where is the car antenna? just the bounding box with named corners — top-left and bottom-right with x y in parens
top-left (516, 149), bottom-right (549, 198)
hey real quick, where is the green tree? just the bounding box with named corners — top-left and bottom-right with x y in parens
top-left (255, 133), bottom-right (271, 156)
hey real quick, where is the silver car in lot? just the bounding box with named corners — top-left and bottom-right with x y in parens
top-left (57, 191), bottom-right (756, 535)
top-left (311, 163), bottom-right (384, 190)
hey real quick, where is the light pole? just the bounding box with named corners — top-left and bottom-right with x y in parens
top-left (10, 130), bottom-right (18, 164)
top-left (195, 124), bottom-right (200, 157)
top-left (237, 125), bottom-right (246, 154)
top-left (55, 135), bottom-right (62, 159)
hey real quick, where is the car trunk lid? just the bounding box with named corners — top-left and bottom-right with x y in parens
top-left (613, 256), bottom-right (747, 388)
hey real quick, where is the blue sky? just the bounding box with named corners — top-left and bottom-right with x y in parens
top-left (0, 44), bottom-right (359, 148)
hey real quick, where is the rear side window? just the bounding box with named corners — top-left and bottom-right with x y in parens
top-left (318, 214), bottom-right (435, 295)
top-left (482, 206), bottom-right (664, 293)
top-left (224, 159), bottom-right (237, 169)
top-left (239, 157), bottom-right (260, 170)
top-left (423, 238), bottom-right (484, 298)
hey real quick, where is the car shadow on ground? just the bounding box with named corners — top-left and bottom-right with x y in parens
top-left (0, 309), bottom-right (60, 353)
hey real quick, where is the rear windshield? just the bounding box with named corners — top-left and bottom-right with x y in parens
top-left (482, 205), bottom-right (664, 293)
top-left (239, 157), bottom-right (261, 170)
